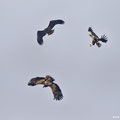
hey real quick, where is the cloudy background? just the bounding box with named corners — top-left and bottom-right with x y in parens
top-left (0, 0), bottom-right (120, 120)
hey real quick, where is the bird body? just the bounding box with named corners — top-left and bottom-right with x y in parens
top-left (28, 75), bottom-right (63, 100)
top-left (88, 27), bottom-right (108, 47)
top-left (37, 19), bottom-right (64, 45)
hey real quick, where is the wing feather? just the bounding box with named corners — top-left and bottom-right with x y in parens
top-left (88, 27), bottom-right (99, 39)
top-left (35, 78), bottom-right (45, 85)
top-left (37, 31), bottom-right (46, 45)
top-left (48, 20), bottom-right (64, 29)
top-left (28, 77), bottom-right (45, 86)
top-left (96, 42), bottom-right (102, 47)
top-left (50, 83), bottom-right (63, 100)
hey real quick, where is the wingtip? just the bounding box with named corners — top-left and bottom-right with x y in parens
top-left (88, 27), bottom-right (92, 32)
top-left (60, 20), bottom-right (65, 24)
top-left (54, 96), bottom-right (63, 101)
top-left (38, 41), bottom-right (43, 45)
top-left (37, 38), bottom-right (44, 45)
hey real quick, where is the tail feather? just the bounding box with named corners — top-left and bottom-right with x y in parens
top-left (99, 35), bottom-right (108, 43)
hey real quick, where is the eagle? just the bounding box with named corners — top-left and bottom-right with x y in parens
top-left (88, 27), bottom-right (108, 47)
top-left (37, 19), bottom-right (65, 45)
top-left (28, 75), bottom-right (63, 100)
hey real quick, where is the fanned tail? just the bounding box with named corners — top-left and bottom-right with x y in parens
top-left (99, 35), bottom-right (108, 43)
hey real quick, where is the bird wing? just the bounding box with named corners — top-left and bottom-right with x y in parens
top-left (92, 40), bottom-right (96, 45)
top-left (28, 77), bottom-right (45, 86)
top-left (47, 20), bottom-right (64, 29)
top-left (35, 77), bottom-right (46, 85)
top-left (37, 31), bottom-right (46, 45)
top-left (96, 42), bottom-right (102, 47)
top-left (49, 83), bottom-right (63, 100)
top-left (88, 27), bottom-right (99, 39)
top-left (98, 35), bottom-right (108, 43)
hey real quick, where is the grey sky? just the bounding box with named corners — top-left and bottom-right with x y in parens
top-left (0, 0), bottom-right (120, 120)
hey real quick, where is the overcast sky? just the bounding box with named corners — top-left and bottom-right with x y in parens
top-left (0, 0), bottom-right (120, 120)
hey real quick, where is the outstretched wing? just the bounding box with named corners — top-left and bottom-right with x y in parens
top-left (98, 35), bottom-right (108, 43)
top-left (28, 77), bottom-right (45, 86)
top-left (88, 27), bottom-right (99, 39)
top-left (48, 20), bottom-right (64, 29)
top-left (37, 31), bottom-right (46, 45)
top-left (50, 83), bottom-right (63, 100)
top-left (96, 42), bottom-right (102, 47)
top-left (92, 39), bottom-right (96, 45)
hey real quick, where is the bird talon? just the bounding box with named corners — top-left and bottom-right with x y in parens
top-left (90, 44), bottom-right (92, 47)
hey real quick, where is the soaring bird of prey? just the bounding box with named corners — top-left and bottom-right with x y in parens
top-left (28, 75), bottom-right (63, 100)
top-left (37, 19), bottom-right (65, 45)
top-left (88, 27), bottom-right (108, 47)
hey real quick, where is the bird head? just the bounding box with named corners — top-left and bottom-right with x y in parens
top-left (45, 75), bottom-right (55, 82)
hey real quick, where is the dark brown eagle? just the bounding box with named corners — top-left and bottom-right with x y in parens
top-left (88, 27), bottom-right (108, 47)
top-left (28, 75), bottom-right (63, 100)
top-left (37, 20), bottom-right (65, 45)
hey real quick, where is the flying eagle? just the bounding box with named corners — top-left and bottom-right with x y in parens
top-left (28, 75), bottom-right (63, 100)
top-left (37, 19), bottom-right (65, 45)
top-left (88, 27), bottom-right (108, 47)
